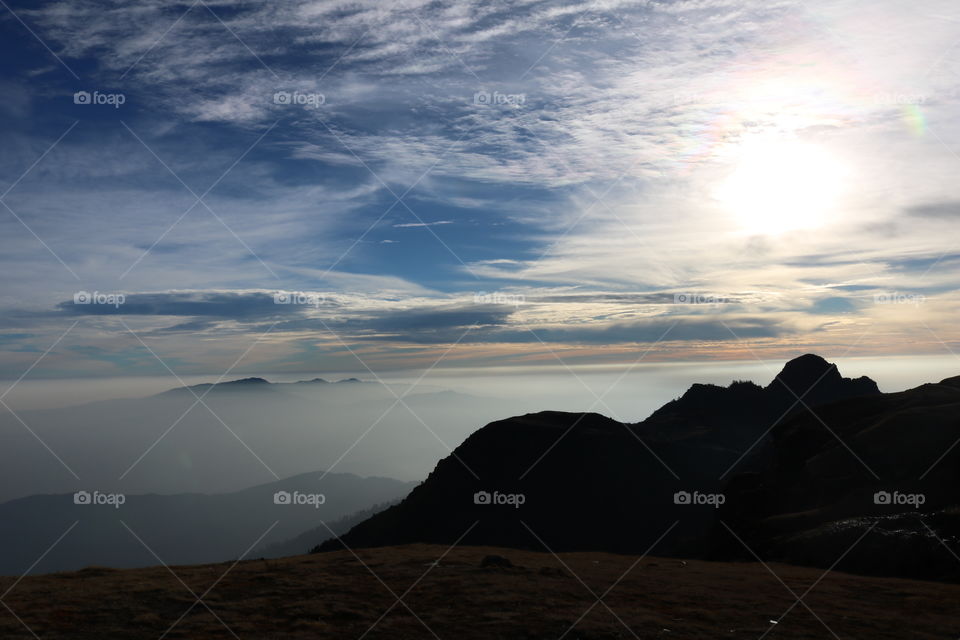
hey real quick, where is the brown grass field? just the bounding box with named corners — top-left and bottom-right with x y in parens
top-left (0, 544), bottom-right (956, 638)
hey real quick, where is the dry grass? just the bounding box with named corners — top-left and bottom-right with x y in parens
top-left (0, 545), bottom-right (956, 638)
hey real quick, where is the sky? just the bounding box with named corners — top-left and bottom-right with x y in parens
top-left (1, 0), bottom-right (959, 381)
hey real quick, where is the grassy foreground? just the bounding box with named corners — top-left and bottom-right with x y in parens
top-left (0, 544), bottom-right (955, 638)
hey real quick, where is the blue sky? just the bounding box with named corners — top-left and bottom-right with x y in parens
top-left (1, 0), bottom-right (959, 378)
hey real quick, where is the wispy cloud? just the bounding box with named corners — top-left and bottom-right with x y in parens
top-left (393, 220), bottom-right (453, 228)
top-left (0, 0), bottom-right (958, 375)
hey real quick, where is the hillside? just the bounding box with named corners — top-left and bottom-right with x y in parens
top-left (716, 373), bottom-right (960, 579)
top-left (0, 544), bottom-right (955, 639)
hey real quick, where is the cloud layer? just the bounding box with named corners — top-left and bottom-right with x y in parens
top-left (1, 0), bottom-right (959, 376)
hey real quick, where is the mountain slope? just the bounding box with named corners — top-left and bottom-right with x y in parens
top-left (714, 374), bottom-right (960, 580)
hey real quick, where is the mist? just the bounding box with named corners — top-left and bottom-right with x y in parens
top-left (2, 355), bottom-right (955, 503)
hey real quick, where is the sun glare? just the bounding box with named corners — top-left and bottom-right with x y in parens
top-left (715, 139), bottom-right (847, 234)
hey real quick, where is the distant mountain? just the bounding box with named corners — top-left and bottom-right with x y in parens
top-left (0, 379), bottom-right (510, 502)
top-left (0, 472), bottom-right (415, 575)
top-left (321, 355), bottom-right (895, 565)
top-left (158, 376), bottom-right (367, 396)
top-left (254, 499), bottom-right (403, 559)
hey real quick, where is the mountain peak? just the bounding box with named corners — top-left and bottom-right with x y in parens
top-left (938, 375), bottom-right (960, 389)
top-left (226, 377), bottom-right (270, 385)
top-left (157, 376), bottom-right (273, 397)
top-left (767, 353), bottom-right (879, 403)
top-left (769, 354), bottom-right (840, 393)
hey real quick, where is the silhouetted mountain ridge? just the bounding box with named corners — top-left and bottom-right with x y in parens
top-left (318, 355), bottom-right (960, 581)
top-left (765, 353), bottom-right (880, 408)
top-left (648, 354), bottom-right (880, 429)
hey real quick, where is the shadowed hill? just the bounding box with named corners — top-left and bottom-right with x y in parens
top-left (714, 373), bottom-right (960, 581)
top-left (321, 355), bottom-right (894, 564)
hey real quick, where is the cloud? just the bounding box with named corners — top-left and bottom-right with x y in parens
top-left (56, 291), bottom-right (311, 318)
top-left (807, 297), bottom-right (862, 315)
top-left (351, 315), bottom-right (790, 345)
top-left (905, 202), bottom-right (960, 219)
top-left (393, 220), bottom-right (454, 228)
top-left (0, 0), bottom-right (958, 376)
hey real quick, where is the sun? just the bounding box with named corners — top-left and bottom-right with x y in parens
top-left (715, 139), bottom-right (847, 234)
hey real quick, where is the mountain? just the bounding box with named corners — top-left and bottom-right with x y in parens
top-left (158, 376), bottom-right (366, 396)
top-left (320, 355), bottom-right (893, 563)
top-left (152, 376), bottom-right (278, 399)
top-left (642, 353), bottom-right (879, 443)
top-left (0, 472), bottom-right (415, 575)
top-left (713, 372), bottom-right (960, 581)
top-left (765, 353), bottom-right (880, 408)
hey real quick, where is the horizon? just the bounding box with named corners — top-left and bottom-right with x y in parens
top-left (3, 352), bottom-right (958, 413)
